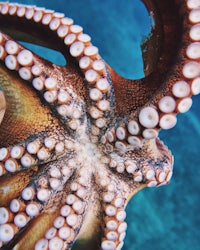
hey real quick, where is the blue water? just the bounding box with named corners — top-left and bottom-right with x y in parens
top-left (1, 1), bottom-right (200, 249)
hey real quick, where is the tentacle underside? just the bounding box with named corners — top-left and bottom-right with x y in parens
top-left (0, 1), bottom-right (199, 250)
top-left (104, 0), bottom-right (200, 152)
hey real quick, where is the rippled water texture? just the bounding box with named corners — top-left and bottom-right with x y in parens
top-left (1, 0), bottom-right (200, 249)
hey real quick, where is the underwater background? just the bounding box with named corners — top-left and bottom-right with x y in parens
top-left (1, 0), bottom-right (200, 249)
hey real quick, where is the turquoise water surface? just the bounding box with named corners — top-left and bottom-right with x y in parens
top-left (1, 1), bottom-right (200, 249)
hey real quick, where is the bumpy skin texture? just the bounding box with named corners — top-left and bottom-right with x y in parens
top-left (0, 1), bottom-right (199, 249)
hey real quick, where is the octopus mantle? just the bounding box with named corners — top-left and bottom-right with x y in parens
top-left (0, 1), bottom-right (199, 250)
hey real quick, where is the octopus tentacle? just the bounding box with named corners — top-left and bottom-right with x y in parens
top-left (0, 157), bottom-right (77, 249)
top-left (0, 132), bottom-right (76, 176)
top-left (0, 166), bottom-right (38, 206)
top-left (100, 197), bottom-right (127, 250)
top-left (8, 210), bottom-right (61, 250)
top-left (69, 39), bottom-right (116, 139)
top-left (106, 138), bottom-right (173, 188)
top-left (34, 188), bottom-right (88, 250)
top-left (0, 31), bottom-right (87, 137)
top-left (96, 138), bottom-right (173, 250)
top-left (102, 0), bottom-right (200, 152)
top-left (0, 61), bottom-right (64, 147)
top-left (33, 164), bottom-right (92, 250)
top-left (0, 2), bottom-right (117, 141)
top-left (95, 168), bottom-right (142, 250)
top-left (91, 170), bottom-right (127, 250)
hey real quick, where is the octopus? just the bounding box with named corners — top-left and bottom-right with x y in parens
top-left (0, 0), bottom-right (199, 249)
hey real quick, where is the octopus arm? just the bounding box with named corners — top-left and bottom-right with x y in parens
top-left (102, 0), bottom-right (200, 153)
top-left (106, 138), bottom-right (173, 189)
top-left (0, 156), bottom-right (92, 250)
